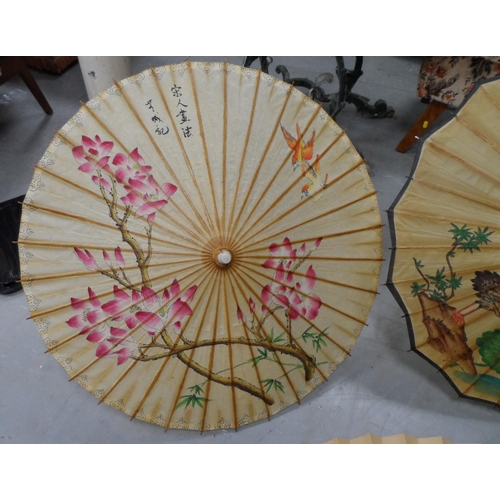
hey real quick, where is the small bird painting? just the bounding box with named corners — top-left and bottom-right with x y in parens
top-left (281, 123), bottom-right (328, 201)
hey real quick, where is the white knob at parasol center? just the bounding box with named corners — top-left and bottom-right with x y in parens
top-left (217, 250), bottom-right (232, 265)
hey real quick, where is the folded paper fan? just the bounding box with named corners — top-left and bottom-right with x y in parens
top-left (388, 77), bottom-right (500, 405)
top-left (20, 61), bottom-right (382, 431)
top-left (327, 434), bottom-right (451, 444)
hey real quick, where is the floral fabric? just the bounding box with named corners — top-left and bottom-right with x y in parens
top-left (418, 56), bottom-right (500, 108)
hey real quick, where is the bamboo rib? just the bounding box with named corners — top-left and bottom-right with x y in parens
top-left (99, 268), bottom-right (216, 417)
top-left (226, 84), bottom-right (296, 245)
top-left (115, 80), bottom-right (213, 239)
top-left (238, 258), bottom-right (379, 295)
top-left (21, 256), bottom-right (204, 284)
top-left (185, 62), bottom-right (222, 240)
top-left (152, 65), bottom-right (218, 239)
top-left (233, 156), bottom-right (366, 254)
top-left (35, 165), bottom-right (210, 251)
top-left (31, 256), bottom-right (209, 322)
top-left (221, 62), bottom-right (228, 246)
top-left (222, 270), bottom-right (239, 429)
top-left (237, 224), bottom-right (383, 255)
top-left (235, 262), bottom-right (358, 353)
top-left (118, 266), bottom-right (218, 421)
top-left (54, 116), bottom-right (209, 243)
top-left (225, 268), bottom-right (272, 422)
top-left (230, 126), bottom-right (347, 249)
top-left (42, 261), bottom-right (208, 352)
top-left (239, 254), bottom-right (384, 263)
top-left (225, 68), bottom-right (261, 243)
top-left (228, 106), bottom-right (324, 249)
top-left (23, 200), bottom-right (207, 254)
top-left (235, 188), bottom-right (375, 255)
top-left (230, 262), bottom-right (329, 385)
top-left (18, 239), bottom-right (211, 259)
top-left (229, 266), bottom-right (302, 403)
top-left (68, 265), bottom-right (207, 382)
top-left (199, 269), bottom-right (223, 432)
top-left (481, 85), bottom-right (500, 111)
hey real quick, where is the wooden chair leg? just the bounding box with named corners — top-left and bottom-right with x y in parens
top-left (396, 100), bottom-right (448, 153)
top-left (17, 59), bottom-right (53, 115)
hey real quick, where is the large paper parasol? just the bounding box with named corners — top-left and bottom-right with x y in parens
top-left (388, 77), bottom-right (500, 405)
top-left (20, 61), bottom-right (382, 431)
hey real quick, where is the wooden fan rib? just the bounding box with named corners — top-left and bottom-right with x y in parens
top-left (456, 88), bottom-right (500, 157)
top-left (426, 140), bottom-right (500, 189)
top-left (396, 244), bottom-right (500, 251)
top-left (229, 126), bottom-right (348, 249)
top-left (234, 186), bottom-right (375, 255)
top-left (227, 82), bottom-right (299, 244)
top-left (116, 80), bottom-right (213, 239)
top-left (233, 155), bottom-right (365, 254)
top-left (225, 68), bottom-right (262, 243)
top-left (409, 177), bottom-right (500, 214)
top-left (391, 261), bottom-right (500, 286)
top-left (75, 104), bottom-right (210, 240)
top-left (395, 210), bottom-right (500, 234)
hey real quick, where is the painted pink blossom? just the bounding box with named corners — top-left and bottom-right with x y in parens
top-left (101, 285), bottom-right (142, 329)
top-left (262, 264), bottom-right (322, 321)
top-left (72, 135), bottom-right (113, 175)
top-left (94, 328), bottom-right (137, 365)
top-left (112, 148), bottom-right (153, 184)
top-left (74, 247), bottom-right (98, 270)
top-left (237, 306), bottom-right (246, 325)
top-left (121, 175), bottom-right (178, 222)
top-left (263, 237), bottom-right (322, 271)
top-left (67, 287), bottom-right (107, 336)
top-left (136, 280), bottom-right (198, 335)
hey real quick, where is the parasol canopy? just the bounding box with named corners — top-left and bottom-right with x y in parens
top-left (388, 77), bottom-right (500, 405)
top-left (20, 61), bottom-right (382, 431)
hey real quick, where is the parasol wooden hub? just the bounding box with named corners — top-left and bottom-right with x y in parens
top-left (216, 248), bottom-right (233, 266)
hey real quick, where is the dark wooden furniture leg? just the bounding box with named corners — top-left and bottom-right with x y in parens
top-left (0, 56), bottom-right (53, 115)
top-left (396, 100), bottom-right (448, 153)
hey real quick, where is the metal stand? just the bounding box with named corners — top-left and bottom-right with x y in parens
top-left (243, 56), bottom-right (394, 119)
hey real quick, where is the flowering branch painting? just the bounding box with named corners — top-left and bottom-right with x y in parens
top-left (66, 134), bottom-right (331, 411)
